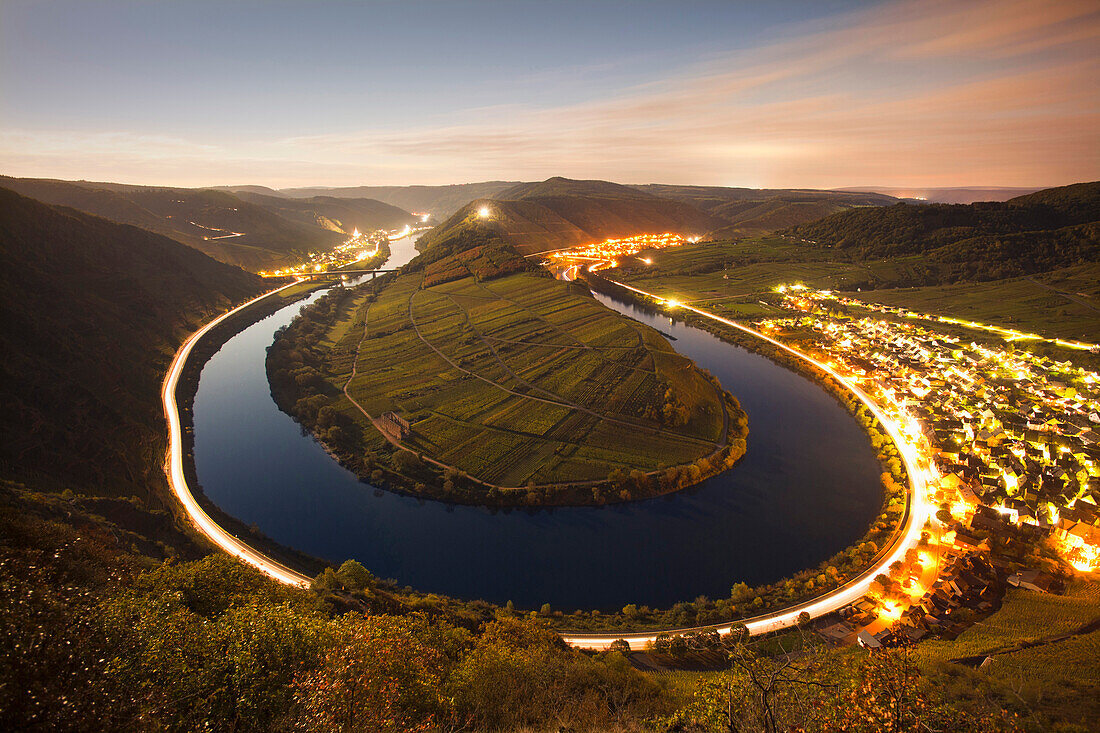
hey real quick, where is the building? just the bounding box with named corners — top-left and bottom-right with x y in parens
top-left (1007, 569), bottom-right (1056, 593)
top-left (378, 411), bottom-right (411, 441)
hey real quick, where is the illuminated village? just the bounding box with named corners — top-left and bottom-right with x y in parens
top-left (749, 285), bottom-right (1100, 646)
top-left (259, 224), bottom-right (429, 278)
top-left (546, 232), bottom-right (697, 272)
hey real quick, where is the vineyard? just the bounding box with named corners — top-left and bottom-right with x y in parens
top-left (319, 269), bottom-right (740, 491)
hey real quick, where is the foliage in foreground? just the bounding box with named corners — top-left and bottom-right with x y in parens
top-left (2, 484), bottom-right (1093, 731)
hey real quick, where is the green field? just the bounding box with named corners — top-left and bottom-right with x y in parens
top-left (323, 270), bottom-right (737, 489)
top-left (617, 238), bottom-right (1100, 344)
top-left (842, 263), bottom-right (1100, 343)
top-left (619, 237), bottom-right (927, 303)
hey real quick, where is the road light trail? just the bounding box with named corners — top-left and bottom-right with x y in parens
top-left (162, 282), bottom-right (312, 589)
top-left (162, 271), bottom-right (932, 650)
top-left (560, 277), bottom-right (932, 650)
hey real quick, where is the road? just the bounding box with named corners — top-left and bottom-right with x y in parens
top-left (162, 282), bottom-right (312, 589)
top-left (558, 278), bottom-right (932, 649)
top-left (162, 273), bottom-right (931, 649)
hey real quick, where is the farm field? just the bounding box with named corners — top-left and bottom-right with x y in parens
top-left (914, 579), bottom-right (1100, 666)
top-left (324, 270), bottom-right (738, 489)
top-left (843, 262), bottom-right (1100, 343)
top-left (615, 236), bottom-right (931, 301)
top-left (615, 239), bottom-right (1100, 346)
top-left (912, 578), bottom-right (1100, 729)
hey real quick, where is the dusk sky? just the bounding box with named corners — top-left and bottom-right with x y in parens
top-left (1, 0), bottom-right (1098, 189)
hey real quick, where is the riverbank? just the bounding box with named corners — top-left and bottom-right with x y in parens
top-left (179, 261), bottom-right (909, 633)
top-left (171, 281), bottom-right (334, 580)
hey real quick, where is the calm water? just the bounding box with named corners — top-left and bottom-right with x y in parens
top-left (192, 238), bottom-right (883, 610)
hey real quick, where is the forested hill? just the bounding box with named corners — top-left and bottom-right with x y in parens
top-left (418, 177), bottom-right (724, 255)
top-left (0, 176), bottom-right (346, 271)
top-left (783, 181), bottom-right (1100, 280)
top-left (269, 180), bottom-right (521, 218)
top-left (229, 190), bottom-right (417, 234)
top-left (0, 187), bottom-right (264, 502)
top-left (633, 184), bottom-right (898, 238)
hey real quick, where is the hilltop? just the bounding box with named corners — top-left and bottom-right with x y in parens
top-left (229, 190), bottom-right (416, 234)
top-left (418, 177), bottom-right (726, 255)
top-left (266, 181), bottom-right (520, 218)
top-left (217, 178), bottom-right (906, 241)
top-left (0, 187), bottom-right (265, 503)
top-left (784, 181), bottom-right (1100, 281)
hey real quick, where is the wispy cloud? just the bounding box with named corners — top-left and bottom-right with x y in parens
top-left (2, 0), bottom-right (1097, 187)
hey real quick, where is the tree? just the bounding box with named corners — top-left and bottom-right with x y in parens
top-left (392, 450), bottom-right (423, 474)
top-left (336, 559), bottom-right (373, 591)
top-left (607, 639), bottom-right (631, 654)
top-left (666, 624), bottom-right (839, 733)
top-left (294, 614), bottom-right (451, 732)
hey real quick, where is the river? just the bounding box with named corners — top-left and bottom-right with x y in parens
top-left (191, 234), bottom-right (884, 610)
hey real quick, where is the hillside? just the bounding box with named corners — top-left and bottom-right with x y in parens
top-left (419, 177), bottom-right (725, 255)
top-left (783, 181), bottom-right (1100, 281)
top-left (0, 187), bottom-right (265, 503)
top-left (633, 184), bottom-right (898, 237)
top-left (230, 191), bottom-right (416, 234)
top-left (0, 176), bottom-right (344, 270)
top-left (272, 181), bottom-right (521, 218)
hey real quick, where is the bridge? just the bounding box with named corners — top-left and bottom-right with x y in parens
top-left (265, 268), bottom-right (401, 280)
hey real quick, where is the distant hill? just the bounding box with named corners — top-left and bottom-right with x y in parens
top-left (0, 176), bottom-right (344, 270)
top-left (221, 179), bottom-right (901, 238)
top-left (230, 191), bottom-right (416, 234)
top-left (784, 181), bottom-right (1100, 281)
top-left (633, 184), bottom-right (898, 238)
top-left (0, 187), bottom-right (264, 502)
top-left (270, 181), bottom-right (521, 218)
top-left (833, 186), bottom-right (1045, 204)
top-left (420, 177), bottom-right (725, 256)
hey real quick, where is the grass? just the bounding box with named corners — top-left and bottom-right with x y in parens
top-left (323, 270), bottom-right (734, 488)
top-left (842, 262), bottom-right (1100, 343)
top-left (619, 236), bottom-right (930, 301)
top-left (614, 238), bottom-right (1100, 366)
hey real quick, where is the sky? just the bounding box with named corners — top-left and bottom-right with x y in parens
top-left (1, 0), bottom-right (1098, 189)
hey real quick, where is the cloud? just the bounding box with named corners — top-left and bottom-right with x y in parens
top-left (1, 0), bottom-right (1097, 187)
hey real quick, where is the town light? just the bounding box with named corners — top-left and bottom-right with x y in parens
top-left (477, 206), bottom-right (491, 218)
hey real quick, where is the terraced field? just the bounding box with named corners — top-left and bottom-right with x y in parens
top-left (327, 270), bottom-right (738, 489)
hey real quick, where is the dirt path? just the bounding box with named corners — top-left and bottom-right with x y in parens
top-left (407, 287), bottom-right (717, 447)
top-left (950, 615), bottom-right (1100, 667)
top-left (1025, 275), bottom-right (1100, 314)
